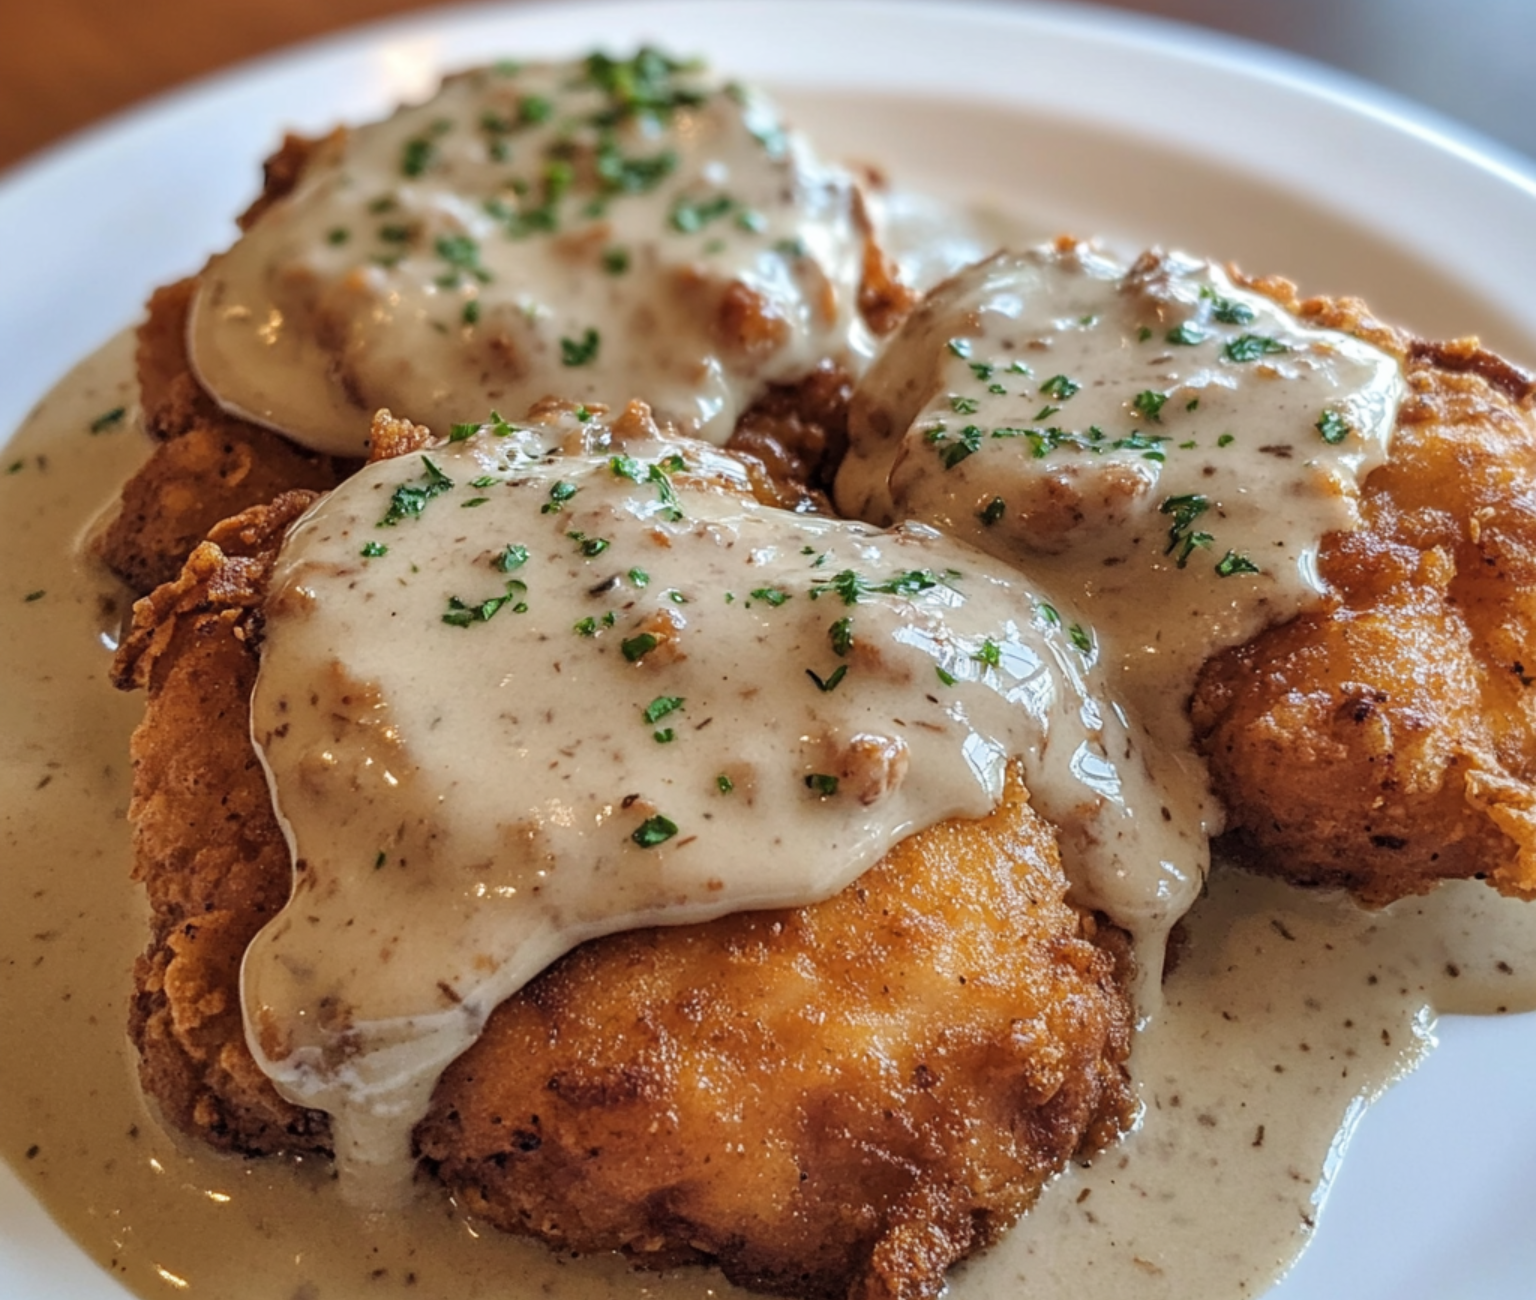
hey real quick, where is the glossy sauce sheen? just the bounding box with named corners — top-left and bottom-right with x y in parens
top-left (191, 56), bottom-right (875, 455)
top-left (836, 245), bottom-right (1402, 744)
top-left (4, 338), bottom-right (1536, 1300)
top-left (246, 414), bottom-right (1212, 1198)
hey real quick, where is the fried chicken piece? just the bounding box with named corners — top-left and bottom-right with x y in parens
top-left (96, 277), bottom-right (351, 593)
top-left (114, 478), bottom-right (1131, 1300)
top-left (1191, 284), bottom-right (1536, 904)
top-left (418, 771), bottom-right (1131, 1300)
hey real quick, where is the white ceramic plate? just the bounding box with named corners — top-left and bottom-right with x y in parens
top-left (4, 2), bottom-right (1536, 1297)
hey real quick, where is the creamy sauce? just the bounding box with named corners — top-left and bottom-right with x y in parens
top-left (4, 337), bottom-right (1536, 1299)
top-left (246, 411), bottom-right (1212, 1200)
top-left (835, 244), bottom-right (1402, 745)
top-left (191, 56), bottom-right (876, 455)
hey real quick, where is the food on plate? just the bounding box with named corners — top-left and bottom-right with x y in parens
top-left (836, 239), bottom-right (1536, 907)
top-left (98, 50), bottom-right (912, 595)
top-left (112, 403), bottom-right (1172, 1298)
top-left (84, 44), bottom-right (1536, 1300)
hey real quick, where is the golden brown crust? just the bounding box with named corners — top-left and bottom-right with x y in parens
top-left (97, 277), bottom-right (351, 594)
top-left (1192, 280), bottom-right (1536, 903)
top-left (419, 770), bottom-right (1131, 1300)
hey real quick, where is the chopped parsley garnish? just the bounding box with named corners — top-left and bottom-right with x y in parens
top-left (560, 328), bottom-right (601, 366)
top-left (89, 406), bottom-right (127, 433)
top-left (940, 426), bottom-right (982, 469)
top-left (573, 616), bottom-right (600, 637)
top-left (602, 245), bottom-right (631, 275)
top-left (379, 457), bottom-right (454, 525)
top-left (542, 480), bottom-right (578, 513)
top-left (935, 665), bottom-right (957, 687)
top-left (806, 665), bottom-right (848, 693)
top-left (946, 338), bottom-right (972, 358)
top-left (669, 193), bottom-right (735, 233)
top-left (449, 422), bottom-right (481, 441)
top-left (1316, 409), bottom-right (1351, 444)
top-left (470, 476), bottom-right (499, 489)
top-left (972, 639), bottom-right (1002, 668)
top-left (401, 137), bottom-right (437, 177)
top-left (829, 617), bottom-right (854, 657)
top-left (567, 531), bottom-right (610, 557)
top-left (361, 541), bottom-right (389, 558)
top-left (1068, 623), bottom-right (1094, 654)
top-left (1160, 493), bottom-right (1214, 568)
top-left (1218, 432), bottom-right (1236, 447)
top-left (969, 361), bottom-right (995, 381)
top-left (643, 696), bottom-right (684, 724)
top-left (628, 567), bottom-right (649, 587)
top-left (1040, 374), bottom-right (1080, 400)
top-left (1166, 322), bottom-right (1207, 346)
top-left (631, 814), bottom-right (679, 848)
top-left (462, 299), bottom-right (481, 325)
top-left (749, 586), bottom-right (791, 607)
top-left (804, 773), bottom-right (840, 797)
top-left (1216, 550), bottom-right (1261, 577)
top-left (442, 581), bottom-right (527, 626)
top-left (622, 632), bottom-right (659, 662)
top-left (950, 395), bottom-right (980, 415)
top-left (461, 497), bottom-right (490, 508)
top-left (495, 544), bottom-right (529, 572)
top-left (518, 93), bottom-right (553, 124)
top-left (1201, 285), bottom-right (1257, 325)
top-left (1036, 602), bottom-right (1060, 626)
top-left (596, 140), bottom-right (677, 194)
top-left (435, 234), bottom-right (491, 285)
top-left (1133, 390), bottom-right (1169, 422)
top-left (653, 728), bottom-right (676, 743)
top-left (1138, 325), bottom-right (1154, 342)
top-left (1223, 334), bottom-right (1289, 363)
top-left (716, 773), bottom-right (734, 794)
top-left (809, 567), bottom-right (957, 605)
top-left (327, 227), bottom-right (350, 245)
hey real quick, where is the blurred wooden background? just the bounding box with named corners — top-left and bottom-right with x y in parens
top-left (3, 0), bottom-right (1534, 174)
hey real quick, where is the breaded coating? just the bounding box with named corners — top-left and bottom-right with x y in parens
top-left (97, 278), bottom-right (350, 593)
top-left (418, 771), bottom-right (1131, 1300)
top-left (1192, 284), bottom-right (1536, 904)
top-left (114, 494), bottom-right (1131, 1300)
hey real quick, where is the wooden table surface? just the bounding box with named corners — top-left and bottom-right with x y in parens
top-left (5, 0), bottom-right (1535, 176)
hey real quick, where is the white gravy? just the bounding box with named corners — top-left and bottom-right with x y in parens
top-left (835, 243), bottom-right (1402, 748)
top-left (190, 56), bottom-right (876, 456)
top-left (4, 306), bottom-right (1536, 1298)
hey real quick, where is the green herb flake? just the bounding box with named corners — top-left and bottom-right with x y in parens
top-left (602, 245), bottom-right (631, 275)
top-left (442, 580), bottom-right (527, 627)
top-left (1166, 322), bottom-right (1208, 346)
top-left (541, 480), bottom-right (579, 514)
top-left (560, 328), bottom-right (601, 366)
top-left (628, 567), bottom-right (649, 587)
top-left (568, 531), bottom-right (610, 557)
top-left (1159, 493), bottom-right (1214, 568)
top-left (89, 406), bottom-right (127, 434)
top-left (518, 93), bottom-right (553, 124)
top-left (622, 632), bottom-right (659, 662)
top-left (978, 496), bottom-right (1006, 527)
top-left (1217, 432), bottom-right (1236, 447)
top-left (1133, 390), bottom-right (1169, 422)
top-left (448, 421), bottom-right (481, 441)
top-left (1068, 623), bottom-right (1094, 654)
top-left (941, 426), bottom-right (983, 470)
top-left (749, 586), bottom-right (791, 607)
top-left (1036, 601), bottom-right (1060, 627)
top-left (653, 728), bottom-right (676, 743)
top-left (1138, 325), bottom-right (1153, 342)
top-left (495, 544), bottom-right (529, 572)
top-left (631, 814), bottom-right (679, 848)
top-left (716, 773), bottom-right (734, 794)
top-left (24, 590), bottom-right (45, 603)
top-left (946, 338), bottom-right (972, 358)
top-left (950, 395), bottom-right (981, 415)
top-left (379, 457), bottom-right (454, 525)
top-left (829, 617), bottom-right (854, 657)
top-left (361, 541), bottom-right (389, 558)
top-left (643, 695), bottom-right (684, 724)
top-left (669, 193), bottom-right (735, 233)
top-left (804, 773), bottom-right (839, 797)
top-left (1201, 285), bottom-right (1257, 325)
top-left (573, 616), bottom-right (599, 637)
top-left (1316, 409), bottom-right (1351, 445)
top-left (1040, 374), bottom-right (1080, 400)
top-left (972, 639), bottom-right (1002, 668)
top-left (326, 227), bottom-right (351, 246)
top-left (935, 665), bottom-right (957, 687)
top-left (1223, 334), bottom-right (1289, 363)
top-left (461, 496), bottom-right (491, 508)
top-left (401, 137), bottom-right (437, 177)
top-left (1216, 550), bottom-right (1262, 577)
top-left (462, 299), bottom-right (481, 326)
top-left (805, 665), bottom-right (848, 693)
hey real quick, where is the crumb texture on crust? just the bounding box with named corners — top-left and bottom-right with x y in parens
top-left (417, 766), bottom-right (1131, 1300)
top-left (97, 277), bottom-right (351, 595)
top-left (114, 500), bottom-right (1131, 1300)
top-left (1193, 285), bottom-right (1536, 903)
